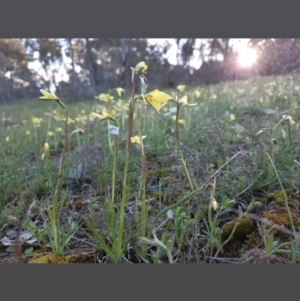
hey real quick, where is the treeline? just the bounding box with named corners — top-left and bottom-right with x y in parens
top-left (1, 38), bottom-right (300, 101)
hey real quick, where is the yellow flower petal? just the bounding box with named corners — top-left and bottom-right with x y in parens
top-left (67, 117), bottom-right (75, 124)
top-left (144, 90), bottom-right (172, 113)
top-left (172, 116), bottom-right (185, 124)
top-left (90, 111), bottom-right (113, 121)
top-left (177, 85), bottom-right (186, 92)
top-left (102, 111), bottom-right (112, 118)
top-left (32, 117), bottom-right (43, 124)
top-left (211, 199), bottom-right (218, 211)
top-left (135, 61), bottom-right (148, 74)
top-left (179, 96), bottom-right (188, 105)
top-left (130, 135), bottom-right (146, 146)
top-left (284, 115), bottom-right (295, 125)
top-left (194, 90), bottom-right (201, 98)
top-left (98, 94), bottom-right (113, 102)
top-left (178, 95), bottom-right (196, 107)
top-left (115, 87), bottom-right (124, 97)
top-left (39, 89), bottom-right (59, 101)
top-left (44, 143), bottom-right (49, 151)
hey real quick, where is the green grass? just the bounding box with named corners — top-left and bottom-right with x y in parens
top-left (1, 72), bottom-right (300, 263)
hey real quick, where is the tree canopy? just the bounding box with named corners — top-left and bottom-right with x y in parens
top-left (1, 38), bottom-right (299, 101)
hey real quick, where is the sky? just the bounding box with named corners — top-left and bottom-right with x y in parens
top-left (147, 38), bottom-right (252, 68)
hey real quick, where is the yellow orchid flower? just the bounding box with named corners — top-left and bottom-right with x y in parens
top-left (69, 127), bottom-right (85, 140)
top-left (130, 135), bottom-right (146, 146)
top-left (39, 89), bottom-right (66, 110)
top-left (194, 90), bottom-right (201, 98)
top-left (90, 111), bottom-right (114, 121)
top-left (67, 117), bottom-right (75, 124)
top-left (179, 95), bottom-right (188, 105)
top-left (178, 95), bottom-right (196, 106)
top-left (229, 114), bottom-right (236, 121)
top-left (283, 115), bottom-right (296, 125)
top-left (177, 85), bottom-right (186, 92)
top-left (32, 117), bottom-right (43, 124)
top-left (44, 142), bottom-right (49, 151)
top-left (172, 116), bottom-right (185, 124)
top-left (115, 87), bottom-right (124, 97)
top-left (98, 94), bottom-right (113, 102)
top-left (39, 89), bottom-right (59, 101)
top-left (143, 89), bottom-right (173, 113)
top-left (210, 198), bottom-right (218, 211)
top-left (134, 61), bottom-right (148, 75)
top-left (72, 126), bottom-right (84, 135)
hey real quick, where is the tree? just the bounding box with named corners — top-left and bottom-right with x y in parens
top-left (0, 39), bottom-right (35, 101)
top-left (252, 39), bottom-right (300, 76)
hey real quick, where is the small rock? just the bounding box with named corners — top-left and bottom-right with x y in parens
top-left (261, 108), bottom-right (277, 115)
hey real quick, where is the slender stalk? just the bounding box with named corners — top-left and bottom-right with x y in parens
top-left (53, 108), bottom-right (69, 203)
top-left (287, 122), bottom-right (292, 146)
top-left (116, 71), bottom-right (136, 261)
top-left (175, 103), bottom-right (194, 191)
top-left (107, 119), bottom-right (113, 154)
top-left (138, 105), bottom-right (147, 256)
top-left (207, 178), bottom-right (216, 231)
top-left (49, 107), bottom-right (68, 255)
top-left (110, 137), bottom-right (118, 233)
top-left (108, 120), bottom-right (120, 238)
top-left (207, 200), bottom-right (213, 231)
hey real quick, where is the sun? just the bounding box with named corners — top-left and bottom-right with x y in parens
top-left (237, 48), bottom-right (257, 68)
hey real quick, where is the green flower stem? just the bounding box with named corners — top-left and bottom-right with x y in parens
top-left (272, 117), bottom-right (285, 132)
top-left (138, 109), bottom-right (147, 257)
top-left (110, 136), bottom-right (118, 236)
top-left (110, 120), bottom-right (120, 211)
top-left (107, 119), bottom-right (113, 154)
top-left (53, 108), bottom-right (69, 203)
top-left (288, 122), bottom-right (292, 146)
top-left (116, 70), bottom-right (136, 262)
top-left (207, 181), bottom-right (216, 231)
top-left (50, 105), bottom-right (68, 255)
top-left (175, 104), bottom-right (194, 191)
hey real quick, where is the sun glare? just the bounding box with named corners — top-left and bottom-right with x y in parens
top-left (237, 48), bottom-right (257, 68)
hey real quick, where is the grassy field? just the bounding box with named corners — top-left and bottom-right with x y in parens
top-left (1, 71), bottom-right (300, 263)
